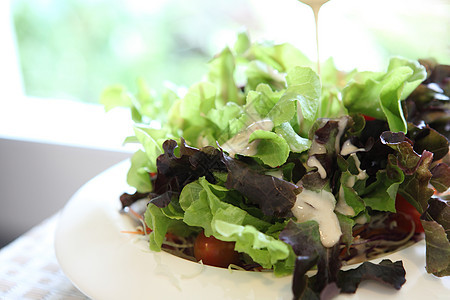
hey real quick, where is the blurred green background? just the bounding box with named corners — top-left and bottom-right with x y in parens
top-left (12, 0), bottom-right (450, 103)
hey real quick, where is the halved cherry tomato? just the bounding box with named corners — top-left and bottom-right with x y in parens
top-left (193, 231), bottom-right (240, 268)
top-left (393, 194), bottom-right (424, 233)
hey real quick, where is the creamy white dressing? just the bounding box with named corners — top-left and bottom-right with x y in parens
top-left (335, 173), bottom-right (358, 216)
top-left (335, 117), bottom-right (348, 153)
top-left (335, 153), bottom-right (367, 216)
top-left (291, 189), bottom-right (342, 247)
top-left (307, 156), bottom-right (327, 179)
top-left (221, 119), bottom-right (274, 157)
top-left (298, 0), bottom-right (330, 75)
top-left (351, 153), bottom-right (368, 180)
top-left (306, 117), bottom-right (348, 179)
top-left (309, 140), bottom-right (326, 155)
top-left (340, 139), bottom-right (365, 156)
top-left (354, 214), bottom-right (368, 225)
top-left (265, 169), bottom-right (283, 179)
top-left (335, 186), bottom-right (355, 216)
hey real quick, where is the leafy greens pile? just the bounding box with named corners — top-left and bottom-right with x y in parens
top-left (101, 32), bottom-right (450, 299)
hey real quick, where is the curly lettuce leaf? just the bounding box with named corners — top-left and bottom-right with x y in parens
top-left (100, 78), bottom-right (178, 123)
top-left (144, 203), bottom-right (176, 251)
top-left (342, 58), bottom-right (426, 133)
top-left (407, 122), bottom-right (449, 161)
top-left (269, 67), bottom-right (321, 137)
top-left (178, 177), bottom-right (292, 269)
top-left (213, 220), bottom-right (292, 269)
top-left (248, 41), bottom-right (312, 73)
top-left (279, 220), bottom-right (331, 300)
top-left (244, 83), bottom-right (284, 121)
top-left (380, 131), bottom-right (450, 277)
top-left (421, 198), bottom-right (450, 277)
top-left (275, 122), bottom-right (312, 153)
top-left (179, 177), bottom-right (272, 235)
top-left (207, 47), bottom-right (242, 105)
top-left (179, 82), bottom-right (217, 126)
top-left (222, 155), bottom-right (299, 217)
top-left (380, 131), bottom-right (435, 213)
top-left (133, 125), bottom-right (167, 172)
top-left (206, 102), bottom-right (243, 135)
top-left (430, 163), bottom-right (450, 193)
top-left (127, 149), bottom-right (153, 193)
top-left (248, 129), bottom-right (290, 167)
top-left (337, 259), bottom-right (406, 293)
top-left (151, 139), bottom-right (226, 204)
top-left (279, 220), bottom-right (407, 300)
top-left (360, 161), bottom-right (404, 212)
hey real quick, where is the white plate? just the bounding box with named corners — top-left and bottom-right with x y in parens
top-left (55, 161), bottom-right (450, 300)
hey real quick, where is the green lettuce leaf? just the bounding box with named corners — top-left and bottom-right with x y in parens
top-left (248, 129), bottom-right (290, 167)
top-left (133, 125), bottom-right (167, 172)
top-left (248, 41), bottom-right (312, 73)
top-left (127, 149), bottom-right (153, 193)
top-left (342, 58), bottom-right (426, 133)
top-left (144, 203), bottom-right (176, 251)
top-left (207, 47), bottom-right (242, 105)
top-left (244, 83), bottom-right (284, 121)
top-left (179, 82), bottom-right (217, 126)
top-left (213, 220), bottom-right (292, 269)
top-left (269, 67), bottom-right (321, 137)
top-left (360, 161), bottom-right (404, 212)
top-left (179, 177), bottom-right (272, 236)
top-left (206, 102), bottom-right (243, 134)
top-left (179, 178), bottom-right (292, 269)
top-left (274, 122), bottom-right (311, 153)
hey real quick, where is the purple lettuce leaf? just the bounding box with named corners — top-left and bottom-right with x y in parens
top-left (407, 122), bottom-right (449, 161)
top-left (380, 131), bottom-right (435, 213)
top-left (222, 155), bottom-right (300, 217)
top-left (337, 259), bottom-right (406, 293)
top-left (150, 138), bottom-right (300, 218)
top-left (279, 220), bottom-right (338, 300)
top-left (405, 62), bottom-right (450, 140)
top-left (356, 120), bottom-right (394, 178)
top-left (119, 191), bottom-right (150, 209)
top-left (302, 117), bottom-right (352, 192)
top-left (421, 197), bottom-right (450, 277)
top-left (151, 138), bottom-right (227, 207)
top-left (279, 220), bottom-right (407, 300)
top-left (381, 131), bottom-right (450, 277)
top-left (430, 163), bottom-right (450, 193)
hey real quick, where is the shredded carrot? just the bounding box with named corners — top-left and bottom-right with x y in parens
top-left (127, 206), bottom-right (144, 221)
top-left (352, 225), bottom-right (367, 237)
top-left (121, 229), bottom-right (145, 235)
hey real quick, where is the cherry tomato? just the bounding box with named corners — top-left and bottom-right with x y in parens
top-left (193, 231), bottom-right (240, 268)
top-left (362, 114), bottom-right (376, 121)
top-left (393, 194), bottom-right (424, 233)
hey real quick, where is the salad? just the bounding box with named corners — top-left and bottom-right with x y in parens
top-left (101, 32), bottom-right (450, 299)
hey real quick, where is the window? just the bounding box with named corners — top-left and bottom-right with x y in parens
top-left (12, 0), bottom-right (449, 105)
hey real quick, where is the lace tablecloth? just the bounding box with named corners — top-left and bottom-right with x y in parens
top-left (0, 214), bottom-right (89, 300)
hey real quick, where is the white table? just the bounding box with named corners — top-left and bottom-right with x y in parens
top-left (0, 214), bottom-right (89, 300)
